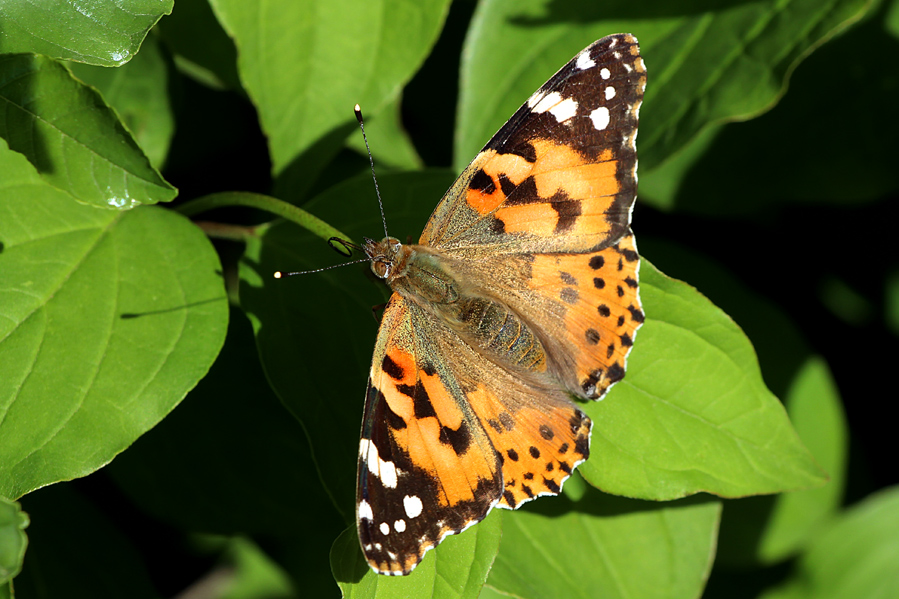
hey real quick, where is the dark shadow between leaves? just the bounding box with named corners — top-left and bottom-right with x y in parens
top-left (521, 481), bottom-right (720, 521)
top-left (120, 296), bottom-right (226, 319)
top-left (0, 55), bottom-right (53, 178)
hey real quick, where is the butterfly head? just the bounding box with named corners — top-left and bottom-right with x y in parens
top-left (363, 236), bottom-right (405, 280)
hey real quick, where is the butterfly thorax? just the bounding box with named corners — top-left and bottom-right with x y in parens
top-left (366, 236), bottom-right (548, 373)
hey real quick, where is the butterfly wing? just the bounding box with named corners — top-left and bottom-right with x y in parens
top-left (421, 34), bottom-right (645, 256)
top-left (357, 294), bottom-right (502, 575)
top-left (421, 34), bottom-right (646, 399)
top-left (357, 293), bottom-right (591, 575)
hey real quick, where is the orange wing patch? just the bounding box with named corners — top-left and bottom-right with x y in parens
top-left (527, 232), bottom-right (643, 399)
top-left (372, 344), bottom-right (499, 508)
top-left (464, 383), bottom-right (591, 508)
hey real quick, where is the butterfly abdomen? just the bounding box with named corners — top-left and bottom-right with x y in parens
top-left (445, 295), bottom-right (548, 373)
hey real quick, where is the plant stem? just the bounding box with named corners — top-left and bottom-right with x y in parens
top-left (175, 192), bottom-right (349, 242)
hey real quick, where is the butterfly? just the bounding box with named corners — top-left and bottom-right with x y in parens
top-left (356, 33), bottom-right (646, 575)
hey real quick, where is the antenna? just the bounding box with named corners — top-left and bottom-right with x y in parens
top-left (274, 257), bottom-right (370, 278)
top-left (273, 105), bottom-right (390, 280)
top-left (273, 238), bottom-right (367, 278)
top-left (355, 104), bottom-right (389, 242)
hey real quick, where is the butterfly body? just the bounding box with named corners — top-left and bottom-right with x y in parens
top-left (365, 237), bottom-right (550, 374)
top-left (356, 33), bottom-right (646, 575)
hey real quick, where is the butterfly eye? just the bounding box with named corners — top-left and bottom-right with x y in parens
top-left (371, 259), bottom-right (392, 279)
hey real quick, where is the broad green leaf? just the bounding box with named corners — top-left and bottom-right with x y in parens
top-left (0, 498), bottom-right (28, 584)
top-left (0, 0), bottom-right (172, 67)
top-left (67, 35), bottom-right (175, 170)
top-left (14, 484), bottom-right (157, 599)
top-left (239, 170), bottom-right (457, 520)
top-left (108, 308), bottom-right (341, 542)
top-left (334, 510), bottom-right (502, 599)
top-left (0, 141), bottom-right (228, 500)
top-left (456, 0), bottom-right (870, 173)
top-left (579, 262), bottom-right (826, 499)
top-left (0, 55), bottom-right (176, 209)
top-left (639, 10), bottom-right (896, 213)
top-left (208, 0), bottom-right (449, 198)
top-left (639, 240), bottom-right (847, 565)
top-left (759, 487), bottom-right (899, 599)
top-left (486, 490), bottom-right (720, 599)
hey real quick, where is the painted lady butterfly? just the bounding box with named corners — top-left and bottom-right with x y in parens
top-left (356, 33), bottom-right (645, 575)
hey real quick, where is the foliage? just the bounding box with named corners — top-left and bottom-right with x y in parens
top-left (1, 0), bottom-right (896, 597)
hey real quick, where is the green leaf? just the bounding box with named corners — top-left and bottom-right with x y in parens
top-left (107, 308), bottom-right (342, 542)
top-left (486, 490), bottom-right (720, 599)
top-left (639, 240), bottom-right (848, 565)
top-left (333, 510), bottom-right (502, 598)
top-left (0, 141), bottom-right (228, 500)
top-left (456, 0), bottom-right (870, 173)
top-left (759, 487), bottom-right (899, 599)
top-left (0, 497), bottom-right (28, 584)
top-left (14, 484), bottom-right (157, 599)
top-left (66, 35), bottom-right (175, 170)
top-left (0, 55), bottom-right (176, 209)
top-left (208, 0), bottom-right (449, 197)
top-left (0, 0), bottom-right (172, 67)
top-left (639, 10), bottom-right (896, 213)
top-left (579, 262), bottom-right (827, 499)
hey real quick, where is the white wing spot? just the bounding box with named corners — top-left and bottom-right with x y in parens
top-left (605, 86), bottom-right (616, 100)
top-left (404, 495), bottom-right (424, 518)
top-left (380, 522), bottom-right (390, 535)
top-left (549, 97), bottom-right (578, 123)
top-left (394, 519), bottom-right (407, 532)
top-left (527, 89), bottom-right (547, 109)
top-left (532, 91), bottom-right (563, 114)
top-left (366, 440), bottom-right (399, 488)
top-left (576, 51), bottom-right (595, 70)
top-left (600, 68), bottom-right (611, 80)
top-left (624, 63), bottom-right (633, 73)
top-left (358, 500), bottom-right (374, 520)
top-left (590, 106), bottom-right (611, 131)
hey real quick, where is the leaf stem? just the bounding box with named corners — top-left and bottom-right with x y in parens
top-left (175, 192), bottom-right (349, 242)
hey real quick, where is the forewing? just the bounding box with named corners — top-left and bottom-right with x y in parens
top-left (421, 34), bottom-right (645, 255)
